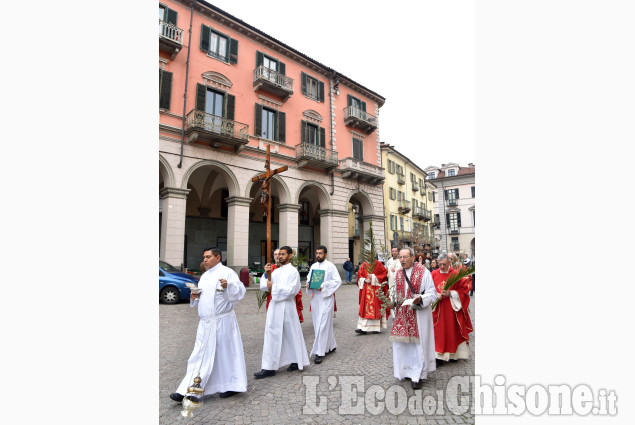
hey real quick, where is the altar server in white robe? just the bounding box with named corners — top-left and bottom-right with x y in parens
top-left (255, 245), bottom-right (310, 378)
top-left (390, 247), bottom-right (437, 389)
top-left (306, 245), bottom-right (341, 364)
top-left (170, 247), bottom-right (247, 402)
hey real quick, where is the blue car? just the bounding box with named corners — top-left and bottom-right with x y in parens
top-left (159, 260), bottom-right (200, 283)
top-left (159, 265), bottom-right (198, 304)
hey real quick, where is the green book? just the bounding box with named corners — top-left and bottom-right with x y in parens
top-left (308, 269), bottom-right (325, 289)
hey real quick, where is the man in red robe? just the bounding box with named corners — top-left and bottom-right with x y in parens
top-left (431, 253), bottom-right (473, 364)
top-left (355, 259), bottom-right (389, 334)
top-left (264, 249), bottom-right (303, 322)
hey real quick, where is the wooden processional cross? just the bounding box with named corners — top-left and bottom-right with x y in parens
top-left (251, 145), bottom-right (288, 265)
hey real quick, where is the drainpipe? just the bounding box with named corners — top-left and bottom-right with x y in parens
top-left (178, 0), bottom-right (196, 168)
top-left (329, 71), bottom-right (337, 195)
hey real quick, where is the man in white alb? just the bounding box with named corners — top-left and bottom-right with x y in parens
top-left (306, 245), bottom-right (341, 365)
top-left (255, 246), bottom-right (310, 378)
top-left (390, 246), bottom-right (437, 389)
top-left (170, 247), bottom-right (247, 402)
top-left (385, 247), bottom-right (402, 316)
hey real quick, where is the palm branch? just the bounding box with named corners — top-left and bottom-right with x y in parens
top-left (257, 289), bottom-right (268, 313)
top-left (431, 265), bottom-right (475, 310)
top-left (359, 222), bottom-right (386, 274)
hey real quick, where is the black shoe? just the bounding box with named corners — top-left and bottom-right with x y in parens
top-left (170, 393), bottom-right (184, 402)
top-left (287, 363), bottom-right (299, 372)
top-left (314, 355), bottom-right (322, 364)
top-left (219, 391), bottom-right (238, 398)
top-left (254, 369), bottom-right (276, 379)
top-left (355, 329), bottom-right (367, 334)
top-left (326, 348), bottom-right (336, 355)
top-left (411, 380), bottom-right (422, 390)
top-left (435, 359), bottom-right (445, 366)
top-left (185, 395), bottom-right (201, 403)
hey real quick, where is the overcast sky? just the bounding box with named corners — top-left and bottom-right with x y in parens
top-left (208, 0), bottom-right (476, 169)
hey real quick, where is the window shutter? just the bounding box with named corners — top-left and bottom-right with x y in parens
top-left (361, 100), bottom-right (366, 113)
top-left (166, 8), bottom-right (177, 25)
top-left (301, 120), bottom-right (307, 143)
top-left (254, 104), bottom-right (263, 137)
top-left (455, 188), bottom-right (460, 199)
top-left (256, 51), bottom-right (264, 67)
top-left (301, 72), bottom-right (307, 95)
top-left (347, 94), bottom-right (352, 107)
top-left (200, 24), bottom-right (211, 52)
top-left (229, 38), bottom-right (238, 64)
top-left (225, 94), bottom-right (235, 120)
top-left (159, 69), bottom-right (172, 110)
top-left (444, 189), bottom-right (448, 199)
top-left (471, 186), bottom-right (475, 198)
top-left (319, 127), bottom-right (325, 147)
top-left (457, 213), bottom-right (462, 227)
top-left (446, 214), bottom-right (450, 227)
top-left (279, 61), bottom-right (285, 75)
top-left (195, 84), bottom-right (206, 111)
top-left (277, 111), bottom-right (286, 142)
top-left (318, 80), bottom-right (324, 101)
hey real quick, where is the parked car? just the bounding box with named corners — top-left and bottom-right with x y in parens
top-left (159, 260), bottom-right (200, 283)
top-left (159, 266), bottom-right (198, 304)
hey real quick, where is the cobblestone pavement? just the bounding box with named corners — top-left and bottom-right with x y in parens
top-left (160, 282), bottom-right (475, 424)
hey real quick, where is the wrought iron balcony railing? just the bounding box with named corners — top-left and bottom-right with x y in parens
top-left (185, 110), bottom-right (249, 148)
top-left (159, 20), bottom-right (183, 58)
top-left (398, 200), bottom-right (411, 214)
top-left (295, 143), bottom-right (339, 169)
top-left (413, 206), bottom-right (425, 219)
top-left (253, 65), bottom-right (294, 100)
top-left (423, 209), bottom-right (432, 221)
top-left (339, 157), bottom-right (384, 185)
top-left (343, 106), bottom-right (377, 134)
top-left (446, 198), bottom-right (458, 207)
top-left (397, 174), bottom-right (405, 185)
top-left (411, 181), bottom-right (419, 191)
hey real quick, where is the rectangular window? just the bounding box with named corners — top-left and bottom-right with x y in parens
top-left (400, 216), bottom-right (404, 231)
top-left (390, 214), bottom-right (395, 230)
top-left (389, 188), bottom-right (396, 200)
top-left (301, 72), bottom-right (324, 101)
top-left (448, 169), bottom-right (456, 176)
top-left (446, 188), bottom-right (459, 205)
top-left (210, 31), bottom-right (228, 60)
top-left (306, 123), bottom-right (319, 145)
top-left (353, 138), bottom-right (363, 160)
top-left (261, 108), bottom-right (276, 140)
top-left (432, 191), bottom-right (436, 202)
top-left (449, 213), bottom-right (459, 232)
top-left (387, 160), bottom-right (394, 174)
top-left (201, 25), bottom-right (238, 64)
top-left (451, 237), bottom-right (460, 251)
top-left (471, 186), bottom-right (475, 198)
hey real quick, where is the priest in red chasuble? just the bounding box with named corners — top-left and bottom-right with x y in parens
top-left (355, 259), bottom-right (389, 334)
top-left (431, 253), bottom-right (473, 363)
top-left (390, 247), bottom-right (437, 389)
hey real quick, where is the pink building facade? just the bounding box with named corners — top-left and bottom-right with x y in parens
top-left (159, 0), bottom-right (386, 273)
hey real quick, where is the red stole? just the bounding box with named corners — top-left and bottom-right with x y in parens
top-left (357, 260), bottom-right (389, 320)
top-left (431, 267), bottom-right (473, 353)
top-left (390, 263), bottom-right (425, 343)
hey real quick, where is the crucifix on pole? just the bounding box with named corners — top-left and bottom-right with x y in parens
top-left (251, 145), bottom-right (288, 265)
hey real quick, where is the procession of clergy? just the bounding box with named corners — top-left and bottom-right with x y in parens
top-left (170, 244), bottom-right (473, 403)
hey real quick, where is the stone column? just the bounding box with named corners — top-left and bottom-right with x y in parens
top-left (277, 203), bottom-right (300, 249)
top-left (318, 209), bottom-right (350, 278)
top-left (159, 187), bottom-right (190, 267)
top-left (226, 196), bottom-right (252, 273)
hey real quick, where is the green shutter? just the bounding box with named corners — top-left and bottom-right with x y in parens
top-left (277, 111), bottom-right (286, 142)
top-left (279, 61), bottom-right (285, 76)
top-left (195, 84), bottom-right (206, 111)
top-left (455, 188), bottom-right (459, 199)
top-left (159, 69), bottom-right (172, 110)
top-left (254, 104), bottom-right (263, 137)
top-left (457, 213), bottom-right (462, 227)
top-left (446, 214), bottom-right (450, 227)
top-left (225, 94), bottom-right (235, 120)
top-left (318, 80), bottom-right (324, 102)
top-left (229, 38), bottom-right (238, 64)
top-left (166, 8), bottom-right (177, 25)
top-left (319, 127), bottom-right (325, 147)
top-left (347, 94), bottom-right (352, 106)
top-left (256, 51), bottom-right (264, 67)
top-left (301, 120), bottom-right (307, 143)
top-left (361, 101), bottom-right (366, 113)
top-left (200, 24), bottom-right (210, 52)
top-left (301, 72), bottom-right (307, 95)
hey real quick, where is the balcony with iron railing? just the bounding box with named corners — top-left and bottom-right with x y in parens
top-left (452, 243), bottom-right (461, 251)
top-left (159, 20), bottom-right (183, 59)
top-left (253, 65), bottom-right (294, 101)
top-left (449, 228), bottom-right (460, 235)
top-left (339, 157), bottom-right (384, 185)
top-left (413, 206), bottom-right (425, 220)
top-left (343, 106), bottom-right (377, 134)
top-left (398, 200), bottom-right (411, 214)
top-left (411, 181), bottom-right (419, 191)
top-left (433, 216), bottom-right (440, 227)
top-left (423, 209), bottom-right (432, 222)
top-left (397, 229), bottom-right (412, 241)
top-left (184, 110), bottom-right (249, 151)
top-left (397, 174), bottom-right (405, 185)
top-left (446, 198), bottom-right (458, 207)
top-left (296, 143), bottom-right (339, 170)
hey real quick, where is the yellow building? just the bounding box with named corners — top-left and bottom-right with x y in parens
top-left (380, 143), bottom-right (437, 258)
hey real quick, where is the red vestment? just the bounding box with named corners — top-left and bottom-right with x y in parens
top-left (357, 260), bottom-right (389, 320)
top-left (431, 267), bottom-right (473, 354)
top-left (390, 263), bottom-right (427, 343)
top-left (265, 264), bottom-right (304, 322)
